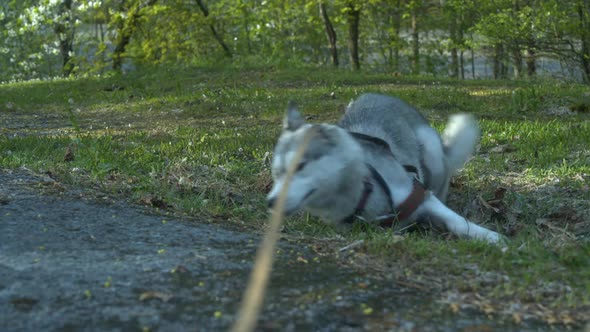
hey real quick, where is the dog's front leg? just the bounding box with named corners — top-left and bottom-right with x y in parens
top-left (417, 194), bottom-right (503, 244)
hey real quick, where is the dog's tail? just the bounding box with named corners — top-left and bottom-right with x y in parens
top-left (442, 114), bottom-right (480, 174)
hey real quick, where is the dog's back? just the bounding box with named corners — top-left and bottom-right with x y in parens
top-left (339, 93), bottom-right (479, 201)
top-left (342, 93), bottom-right (429, 126)
top-left (339, 93), bottom-right (432, 179)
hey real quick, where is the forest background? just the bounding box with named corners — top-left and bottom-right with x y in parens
top-left (2, 0), bottom-right (590, 83)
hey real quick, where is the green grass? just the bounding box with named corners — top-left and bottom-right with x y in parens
top-left (1, 66), bottom-right (589, 325)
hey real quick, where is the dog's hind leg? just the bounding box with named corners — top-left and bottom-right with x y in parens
top-left (417, 194), bottom-right (502, 244)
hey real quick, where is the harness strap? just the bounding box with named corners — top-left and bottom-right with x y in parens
top-left (341, 178), bottom-right (372, 225)
top-left (354, 177), bottom-right (373, 217)
top-left (341, 131), bottom-right (427, 227)
top-left (342, 163), bottom-right (425, 226)
top-left (366, 164), bottom-right (393, 206)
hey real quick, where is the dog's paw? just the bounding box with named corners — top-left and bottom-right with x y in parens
top-left (482, 230), bottom-right (508, 246)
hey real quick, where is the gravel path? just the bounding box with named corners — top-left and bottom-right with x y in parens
top-left (0, 169), bottom-right (537, 331)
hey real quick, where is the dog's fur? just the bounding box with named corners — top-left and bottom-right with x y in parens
top-left (267, 93), bottom-right (502, 244)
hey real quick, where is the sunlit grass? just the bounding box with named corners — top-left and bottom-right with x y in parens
top-left (1, 65), bottom-right (589, 324)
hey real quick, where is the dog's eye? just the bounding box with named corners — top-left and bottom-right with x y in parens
top-left (296, 161), bottom-right (307, 172)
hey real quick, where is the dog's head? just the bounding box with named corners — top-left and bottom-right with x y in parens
top-left (266, 102), bottom-right (362, 217)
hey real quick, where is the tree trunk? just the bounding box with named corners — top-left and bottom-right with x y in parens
top-left (526, 47), bottom-right (536, 77)
top-left (392, 0), bottom-right (402, 72)
top-left (470, 47), bottom-right (475, 79)
top-left (469, 32), bottom-right (475, 79)
top-left (580, 39), bottom-right (590, 83)
top-left (460, 50), bottom-right (465, 79)
top-left (320, 2), bottom-right (338, 67)
top-left (449, 16), bottom-right (459, 78)
top-left (347, 2), bottom-right (361, 71)
top-left (512, 47), bottom-right (523, 78)
top-left (411, 6), bottom-right (420, 75)
top-left (459, 27), bottom-right (465, 79)
top-left (243, 11), bottom-right (252, 54)
top-left (578, 0), bottom-right (590, 82)
top-left (54, 0), bottom-right (74, 77)
top-left (493, 43), bottom-right (507, 79)
top-left (195, 0), bottom-right (232, 58)
top-left (511, 0), bottom-right (522, 79)
top-left (112, 0), bottom-right (158, 71)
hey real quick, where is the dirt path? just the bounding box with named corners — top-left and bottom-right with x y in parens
top-left (0, 169), bottom-right (541, 331)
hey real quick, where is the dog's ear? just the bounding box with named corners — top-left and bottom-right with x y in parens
top-left (283, 101), bottom-right (305, 131)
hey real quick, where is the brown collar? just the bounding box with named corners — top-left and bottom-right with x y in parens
top-left (378, 179), bottom-right (426, 228)
top-left (342, 164), bottom-right (426, 226)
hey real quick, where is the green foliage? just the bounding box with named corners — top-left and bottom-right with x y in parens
top-left (1, 0), bottom-right (590, 81)
top-left (509, 86), bottom-right (541, 113)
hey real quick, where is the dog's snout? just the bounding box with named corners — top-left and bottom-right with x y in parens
top-left (267, 197), bottom-right (276, 209)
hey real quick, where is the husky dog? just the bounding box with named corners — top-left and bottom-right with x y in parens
top-left (267, 93), bottom-right (502, 244)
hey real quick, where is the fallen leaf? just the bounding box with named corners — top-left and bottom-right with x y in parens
top-left (503, 211), bottom-right (522, 236)
top-left (103, 84), bottom-right (125, 92)
top-left (362, 307), bottom-right (373, 315)
top-left (492, 187), bottom-right (507, 201)
top-left (10, 297), bottom-right (39, 308)
top-left (63, 146), bottom-right (75, 162)
top-left (548, 206), bottom-right (579, 222)
top-left (481, 303), bottom-right (496, 315)
top-left (450, 177), bottom-right (464, 189)
top-left (171, 265), bottom-right (190, 274)
top-left (489, 144), bottom-right (517, 153)
top-left (560, 312), bottom-right (575, 325)
top-left (140, 196), bottom-right (170, 209)
top-left (512, 312), bottom-right (522, 324)
top-left (296, 256), bottom-right (308, 264)
top-left (545, 314), bottom-right (558, 325)
top-left (104, 276), bottom-right (112, 288)
top-left (139, 291), bottom-right (173, 302)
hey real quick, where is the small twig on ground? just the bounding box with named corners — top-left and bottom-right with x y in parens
top-left (478, 194), bottom-right (500, 213)
top-left (396, 279), bottom-right (430, 291)
top-left (339, 240), bottom-right (365, 252)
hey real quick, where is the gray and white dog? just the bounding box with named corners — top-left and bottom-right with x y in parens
top-left (267, 93), bottom-right (502, 244)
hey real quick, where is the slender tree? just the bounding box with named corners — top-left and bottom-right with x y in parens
top-left (409, 0), bottom-right (421, 75)
top-left (391, 0), bottom-right (403, 71)
top-left (54, 0), bottom-right (74, 77)
top-left (195, 0), bottom-right (232, 58)
top-left (112, 0), bottom-right (158, 71)
top-left (578, 0), bottom-right (590, 82)
top-left (320, 2), bottom-right (338, 67)
top-left (346, 1), bottom-right (361, 71)
top-left (449, 15), bottom-right (459, 78)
